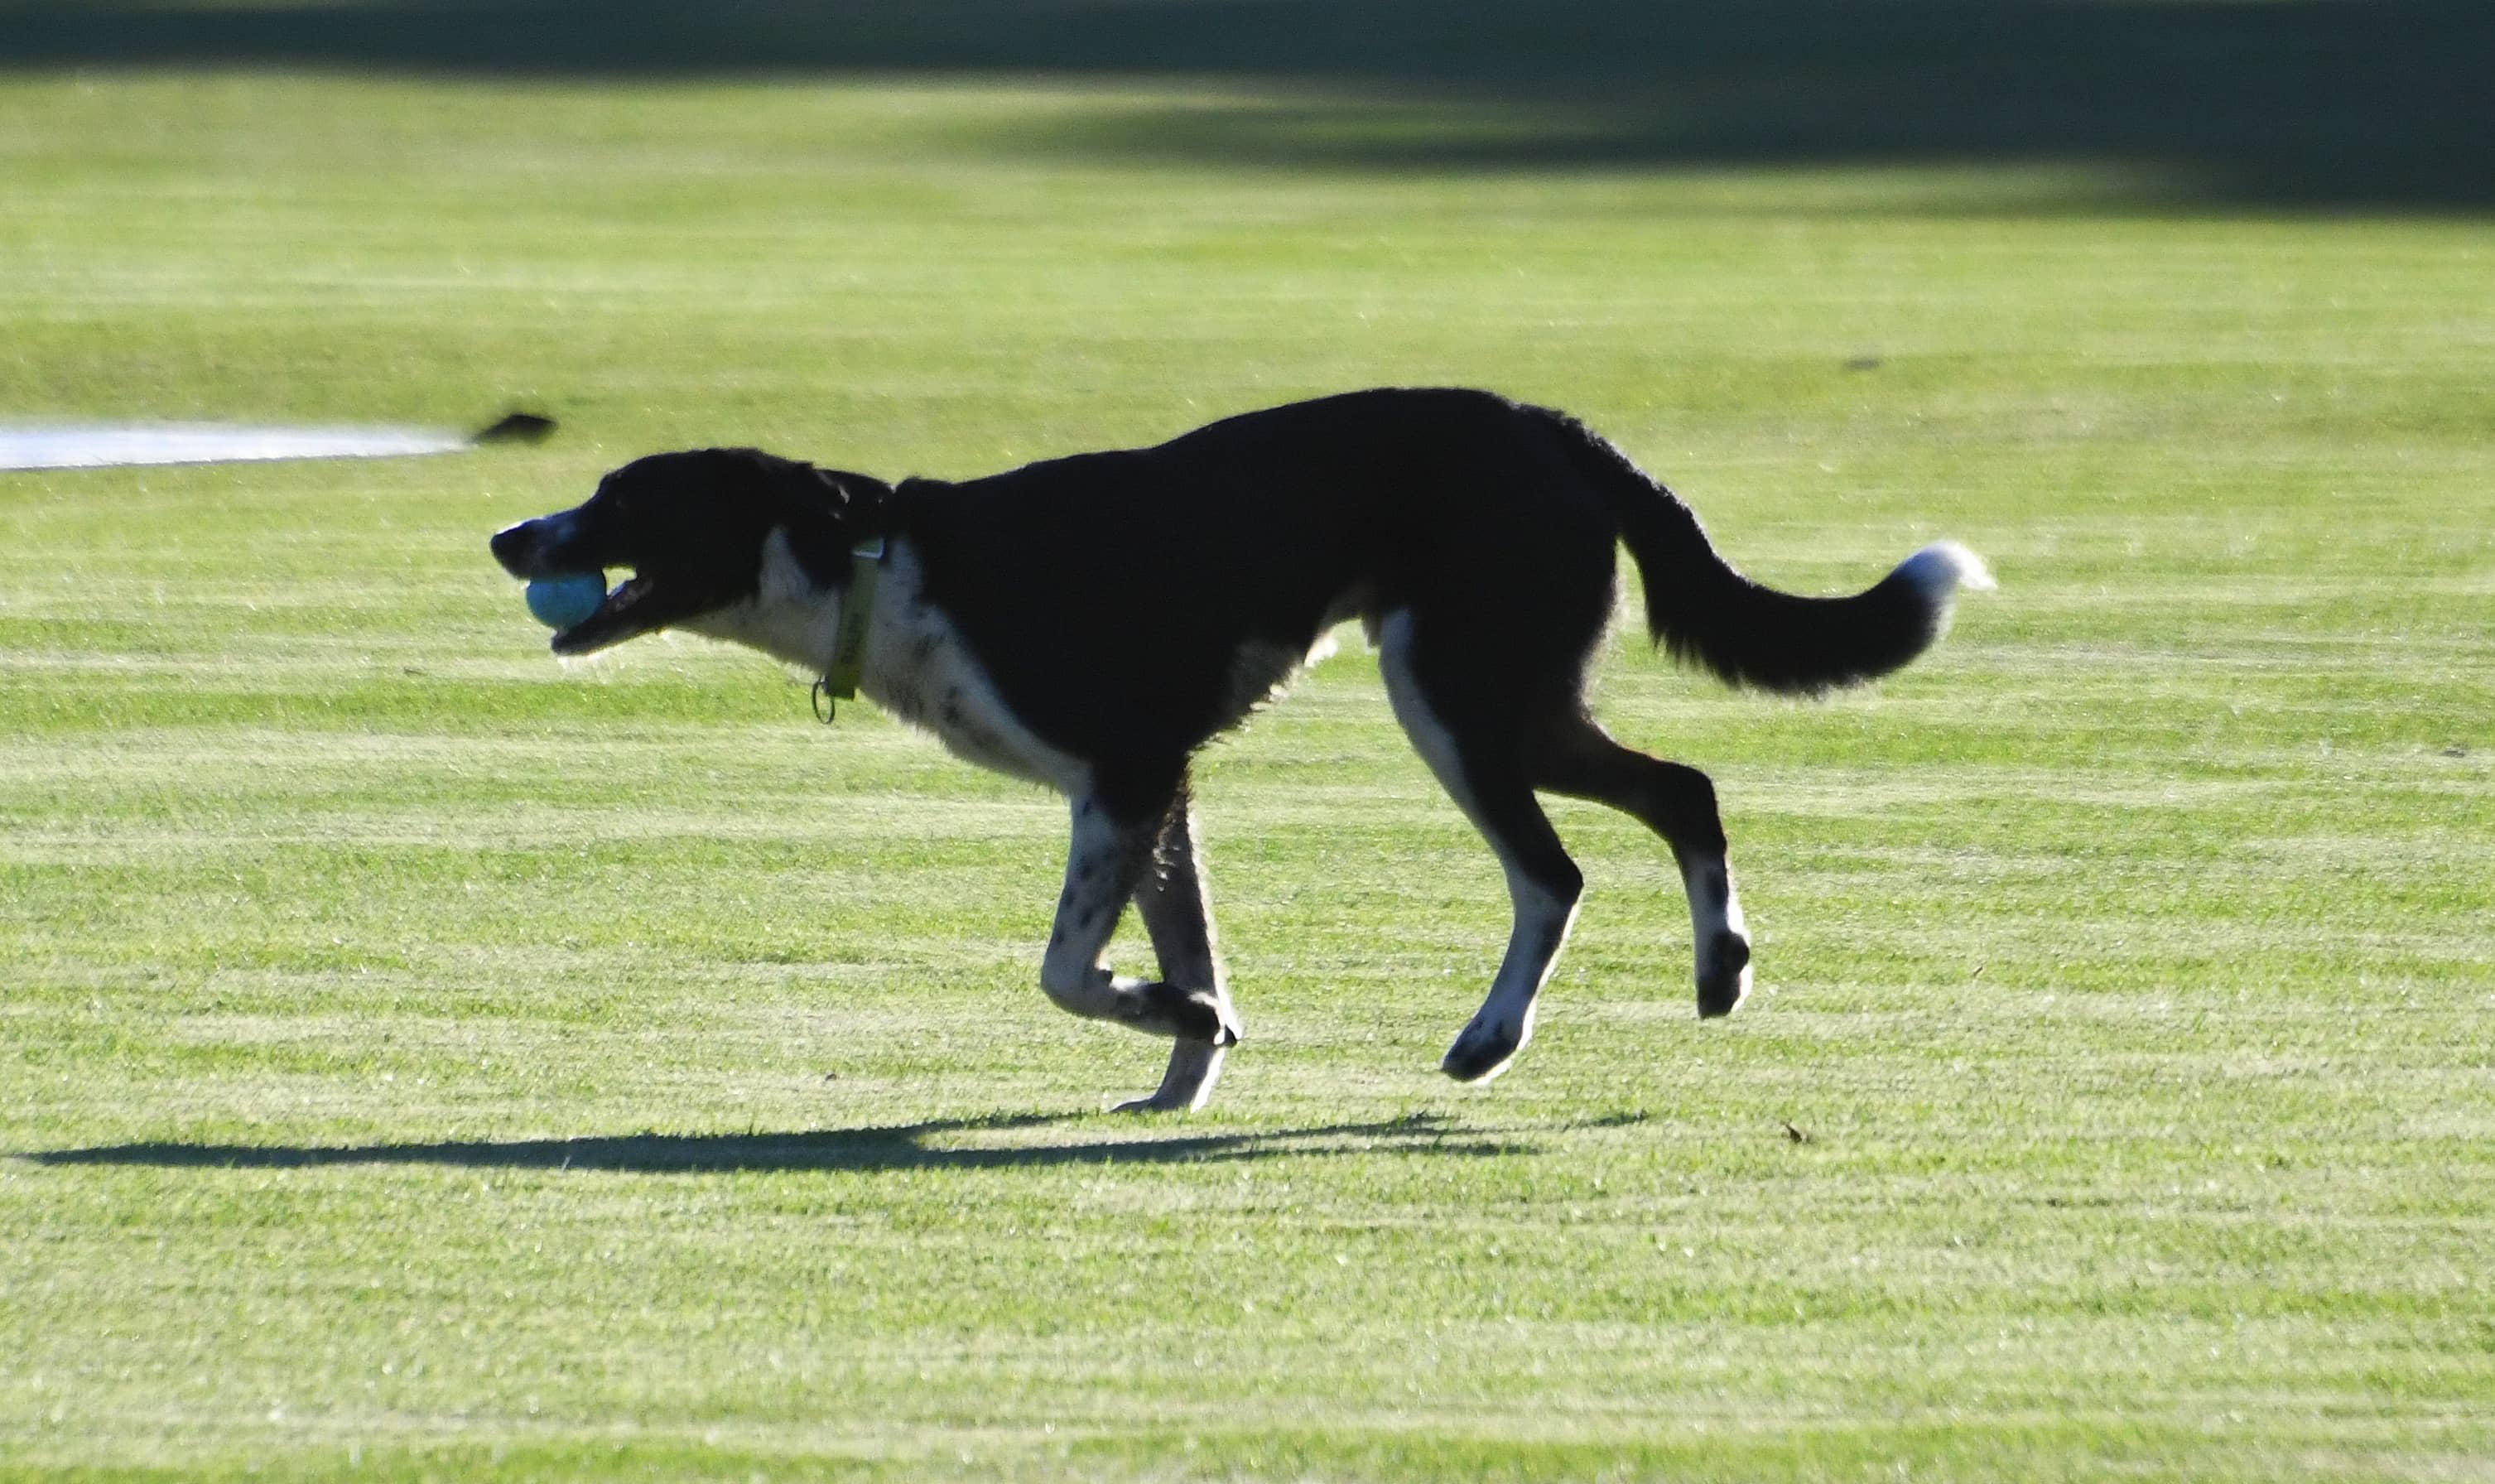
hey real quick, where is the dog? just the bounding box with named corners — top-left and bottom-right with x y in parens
top-left (490, 388), bottom-right (1991, 1111)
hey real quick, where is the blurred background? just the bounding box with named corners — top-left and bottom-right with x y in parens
top-left (11, 0), bottom-right (2493, 205)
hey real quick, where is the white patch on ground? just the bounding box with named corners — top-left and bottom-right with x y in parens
top-left (0, 423), bottom-right (468, 471)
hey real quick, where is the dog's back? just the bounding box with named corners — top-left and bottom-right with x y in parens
top-left (889, 390), bottom-right (1614, 759)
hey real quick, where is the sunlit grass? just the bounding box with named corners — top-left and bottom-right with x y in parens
top-left (2, 73), bottom-right (2491, 1482)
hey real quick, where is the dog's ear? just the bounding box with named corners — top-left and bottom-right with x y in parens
top-left (769, 462), bottom-right (894, 587)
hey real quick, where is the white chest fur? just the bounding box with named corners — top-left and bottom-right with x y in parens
top-left (684, 529), bottom-right (1089, 795)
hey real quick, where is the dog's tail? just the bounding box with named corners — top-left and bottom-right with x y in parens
top-left (1563, 420), bottom-right (1993, 695)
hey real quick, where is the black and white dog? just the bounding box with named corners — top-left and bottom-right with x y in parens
top-left (490, 388), bottom-right (1990, 1111)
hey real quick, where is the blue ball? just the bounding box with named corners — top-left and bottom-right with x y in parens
top-left (524, 571), bottom-right (607, 630)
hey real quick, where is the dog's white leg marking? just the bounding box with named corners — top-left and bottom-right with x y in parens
top-left (1532, 731), bottom-right (1753, 1020)
top-left (1038, 795), bottom-right (1240, 1053)
top-left (1118, 797), bottom-right (1240, 1112)
top-left (1445, 863), bottom-right (1581, 1083)
top-left (1378, 610), bottom-right (1583, 1083)
top-left (1683, 851), bottom-right (1752, 1017)
top-left (1038, 797), bottom-right (1148, 1020)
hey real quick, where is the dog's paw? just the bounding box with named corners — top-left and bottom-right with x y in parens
top-left (1441, 1013), bottom-right (1528, 1083)
top-left (1696, 930), bottom-right (1752, 1018)
top-left (1111, 1038), bottom-right (1230, 1115)
top-left (1110, 1088), bottom-right (1195, 1115)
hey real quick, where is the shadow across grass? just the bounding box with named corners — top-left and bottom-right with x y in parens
top-left (21, 1111), bottom-right (1552, 1174)
top-left (3, 0), bottom-right (2490, 208)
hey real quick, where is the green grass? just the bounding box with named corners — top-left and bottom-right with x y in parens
top-left (3, 68), bottom-right (2493, 1482)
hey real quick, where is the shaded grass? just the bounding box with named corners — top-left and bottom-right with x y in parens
top-left (6, 0), bottom-right (2494, 207)
top-left (2, 73), bottom-right (2493, 1482)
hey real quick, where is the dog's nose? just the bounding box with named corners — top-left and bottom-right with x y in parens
top-left (492, 513), bottom-right (583, 578)
top-left (489, 521), bottom-right (539, 576)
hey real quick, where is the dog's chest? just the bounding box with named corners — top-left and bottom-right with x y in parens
top-left (862, 547), bottom-right (1089, 793)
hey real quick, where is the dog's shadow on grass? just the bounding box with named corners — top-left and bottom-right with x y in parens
top-left (21, 1110), bottom-right (1609, 1175)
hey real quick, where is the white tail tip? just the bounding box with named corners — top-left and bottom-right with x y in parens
top-left (1895, 540), bottom-right (1996, 598)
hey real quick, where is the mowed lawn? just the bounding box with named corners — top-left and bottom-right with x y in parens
top-left (2, 70), bottom-right (2493, 1482)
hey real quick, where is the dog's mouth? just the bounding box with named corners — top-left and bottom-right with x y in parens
top-left (494, 512), bottom-right (729, 656)
top-left (550, 570), bottom-right (682, 656)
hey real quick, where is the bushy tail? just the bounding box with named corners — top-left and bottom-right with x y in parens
top-left (1562, 423), bottom-right (1994, 695)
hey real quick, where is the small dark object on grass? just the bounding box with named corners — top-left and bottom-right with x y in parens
top-left (1844, 356), bottom-right (1883, 372)
top-left (1784, 1120), bottom-right (1813, 1144)
top-left (474, 410), bottom-right (557, 444)
top-left (2443, 744), bottom-right (2469, 758)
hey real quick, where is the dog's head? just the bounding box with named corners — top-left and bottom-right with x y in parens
top-left (490, 448), bottom-right (891, 655)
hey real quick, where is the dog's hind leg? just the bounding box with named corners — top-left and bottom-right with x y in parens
top-left (1117, 787), bottom-right (1240, 1112)
top-left (1379, 611), bottom-right (1587, 1083)
top-left (1038, 782), bottom-right (1242, 1102)
top-left (1529, 717), bottom-right (1752, 1018)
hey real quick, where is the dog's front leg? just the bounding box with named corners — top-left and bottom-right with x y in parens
top-left (1038, 793), bottom-right (1240, 1101)
top-left (1117, 788), bottom-right (1242, 1112)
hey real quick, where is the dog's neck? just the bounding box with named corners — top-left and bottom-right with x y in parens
top-left (680, 526), bottom-right (878, 680)
top-left (679, 532), bottom-right (1087, 789)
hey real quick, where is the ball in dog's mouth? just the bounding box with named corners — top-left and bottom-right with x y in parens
top-left (524, 571), bottom-right (607, 630)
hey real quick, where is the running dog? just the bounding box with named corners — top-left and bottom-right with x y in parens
top-left (490, 388), bottom-right (1991, 1111)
